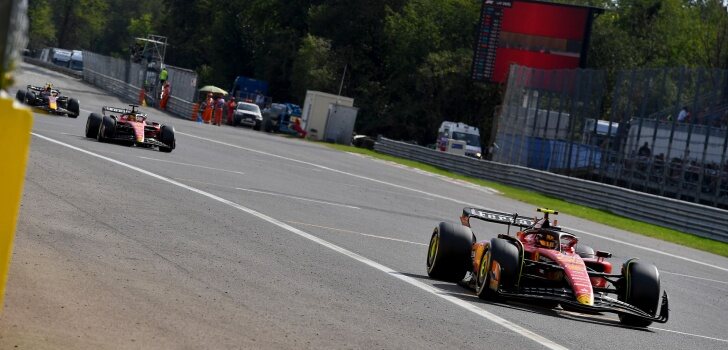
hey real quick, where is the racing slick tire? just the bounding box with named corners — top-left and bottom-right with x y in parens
top-left (15, 90), bottom-right (27, 103)
top-left (85, 113), bottom-right (102, 138)
top-left (575, 245), bottom-right (595, 259)
top-left (97, 115), bottom-right (116, 142)
top-left (617, 259), bottom-right (661, 327)
top-left (476, 238), bottom-right (521, 300)
top-left (159, 125), bottom-right (176, 153)
top-left (426, 222), bottom-right (474, 282)
top-left (67, 98), bottom-right (80, 118)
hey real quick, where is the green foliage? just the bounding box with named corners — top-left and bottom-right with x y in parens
top-left (23, 0), bottom-right (728, 145)
top-left (291, 35), bottom-right (340, 100)
top-left (128, 13), bottom-right (154, 39)
top-left (27, 0), bottom-right (56, 50)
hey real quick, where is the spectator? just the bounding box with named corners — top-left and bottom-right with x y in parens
top-left (638, 142), bottom-right (651, 157)
top-left (677, 106), bottom-right (688, 122)
top-left (159, 66), bottom-right (168, 87)
top-left (202, 93), bottom-right (214, 124)
top-left (214, 95), bottom-right (225, 126)
top-left (160, 82), bottom-right (171, 110)
top-left (226, 97), bottom-right (236, 125)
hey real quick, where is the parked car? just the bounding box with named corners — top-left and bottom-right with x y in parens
top-left (233, 102), bottom-right (263, 130)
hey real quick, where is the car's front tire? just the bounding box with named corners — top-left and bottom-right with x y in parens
top-left (159, 125), bottom-right (175, 153)
top-left (67, 98), bottom-right (80, 118)
top-left (618, 259), bottom-right (661, 327)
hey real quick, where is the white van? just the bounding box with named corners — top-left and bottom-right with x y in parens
top-left (51, 48), bottom-right (72, 67)
top-left (437, 121), bottom-right (483, 159)
top-left (70, 50), bottom-right (83, 71)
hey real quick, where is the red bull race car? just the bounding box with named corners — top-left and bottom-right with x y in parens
top-left (426, 208), bottom-right (669, 327)
top-left (16, 84), bottom-right (80, 117)
top-left (85, 105), bottom-right (176, 153)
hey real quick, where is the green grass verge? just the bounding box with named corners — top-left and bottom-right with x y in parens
top-left (325, 143), bottom-right (728, 258)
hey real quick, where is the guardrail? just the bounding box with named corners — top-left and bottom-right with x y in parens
top-left (375, 137), bottom-right (728, 243)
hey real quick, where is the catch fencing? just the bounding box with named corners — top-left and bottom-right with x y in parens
top-left (82, 51), bottom-right (198, 103)
top-left (494, 65), bottom-right (728, 209)
top-left (82, 51), bottom-right (196, 118)
top-left (375, 137), bottom-right (728, 243)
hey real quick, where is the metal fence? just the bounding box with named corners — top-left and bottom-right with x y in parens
top-left (82, 51), bottom-right (197, 102)
top-left (494, 65), bottom-right (728, 209)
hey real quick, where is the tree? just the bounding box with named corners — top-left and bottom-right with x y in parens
top-left (27, 0), bottom-right (56, 50)
top-left (54, 0), bottom-right (108, 49)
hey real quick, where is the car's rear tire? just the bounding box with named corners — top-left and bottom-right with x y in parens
top-left (618, 259), bottom-right (661, 327)
top-left (476, 238), bottom-right (521, 300)
top-left (426, 222), bottom-right (473, 282)
top-left (67, 98), bottom-right (80, 118)
top-left (576, 245), bottom-right (595, 259)
top-left (85, 113), bottom-right (102, 138)
top-left (97, 115), bottom-right (116, 142)
top-left (159, 125), bottom-right (175, 153)
top-left (15, 90), bottom-right (26, 103)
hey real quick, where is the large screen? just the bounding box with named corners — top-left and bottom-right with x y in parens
top-left (471, 0), bottom-right (601, 83)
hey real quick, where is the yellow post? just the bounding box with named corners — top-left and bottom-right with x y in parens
top-left (0, 96), bottom-right (32, 310)
top-left (0, 0), bottom-right (31, 312)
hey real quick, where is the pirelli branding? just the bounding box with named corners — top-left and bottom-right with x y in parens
top-left (468, 208), bottom-right (534, 227)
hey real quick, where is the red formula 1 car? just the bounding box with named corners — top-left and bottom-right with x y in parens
top-left (85, 105), bottom-right (176, 152)
top-left (426, 208), bottom-right (669, 327)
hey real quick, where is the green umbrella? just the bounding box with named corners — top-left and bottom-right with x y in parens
top-left (198, 85), bottom-right (228, 95)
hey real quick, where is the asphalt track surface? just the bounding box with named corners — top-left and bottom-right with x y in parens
top-left (1, 62), bottom-right (727, 349)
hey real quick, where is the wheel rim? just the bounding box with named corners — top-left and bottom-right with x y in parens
top-left (477, 251), bottom-right (490, 292)
top-left (427, 232), bottom-right (439, 270)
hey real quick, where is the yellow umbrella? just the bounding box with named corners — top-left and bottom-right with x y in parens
top-left (198, 85), bottom-right (228, 95)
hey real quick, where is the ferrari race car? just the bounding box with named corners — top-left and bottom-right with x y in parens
top-left (426, 208), bottom-right (669, 327)
top-left (85, 105), bottom-right (176, 153)
top-left (16, 84), bottom-right (80, 117)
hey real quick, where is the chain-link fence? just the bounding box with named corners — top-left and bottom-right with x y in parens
top-left (494, 65), bottom-right (728, 209)
top-left (82, 51), bottom-right (197, 102)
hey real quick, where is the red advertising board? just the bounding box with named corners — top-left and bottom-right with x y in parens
top-left (471, 0), bottom-right (602, 83)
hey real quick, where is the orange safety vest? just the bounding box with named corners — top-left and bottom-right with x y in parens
top-left (203, 97), bottom-right (213, 123)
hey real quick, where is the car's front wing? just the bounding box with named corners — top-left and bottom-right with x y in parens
top-left (498, 286), bottom-right (669, 323)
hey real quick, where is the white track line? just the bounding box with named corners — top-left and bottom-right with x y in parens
top-left (138, 156), bottom-right (245, 175)
top-left (661, 271), bottom-right (728, 285)
top-left (237, 188), bottom-right (360, 210)
top-left (650, 327), bottom-right (728, 343)
top-left (32, 132), bottom-right (567, 350)
top-left (286, 220), bottom-right (427, 246)
top-left (177, 131), bottom-right (728, 273)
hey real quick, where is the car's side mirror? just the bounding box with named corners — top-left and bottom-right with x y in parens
top-left (595, 250), bottom-right (612, 258)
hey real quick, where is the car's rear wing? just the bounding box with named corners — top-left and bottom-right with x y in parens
top-left (103, 106), bottom-right (146, 117)
top-left (460, 207), bottom-right (534, 228)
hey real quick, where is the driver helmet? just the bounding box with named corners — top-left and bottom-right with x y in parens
top-left (45, 83), bottom-right (52, 91)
